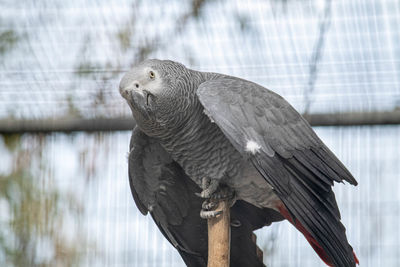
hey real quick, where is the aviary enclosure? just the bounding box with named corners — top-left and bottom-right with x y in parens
top-left (0, 0), bottom-right (399, 266)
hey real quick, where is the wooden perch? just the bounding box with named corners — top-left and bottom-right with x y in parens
top-left (252, 233), bottom-right (264, 262)
top-left (207, 200), bottom-right (231, 267)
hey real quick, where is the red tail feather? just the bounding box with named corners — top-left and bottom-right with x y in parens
top-left (277, 203), bottom-right (359, 266)
top-left (353, 251), bottom-right (360, 265)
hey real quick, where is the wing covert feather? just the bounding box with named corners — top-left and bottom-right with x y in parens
top-left (197, 78), bottom-right (358, 266)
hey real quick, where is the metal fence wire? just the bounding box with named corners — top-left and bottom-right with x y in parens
top-left (0, 0), bottom-right (399, 266)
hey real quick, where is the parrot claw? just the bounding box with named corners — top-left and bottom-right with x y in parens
top-left (202, 199), bottom-right (217, 210)
top-left (200, 198), bottom-right (221, 219)
top-left (200, 209), bottom-right (222, 219)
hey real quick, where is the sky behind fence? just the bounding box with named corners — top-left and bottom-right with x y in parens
top-left (1, 0), bottom-right (399, 119)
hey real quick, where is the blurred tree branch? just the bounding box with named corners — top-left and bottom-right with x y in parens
top-left (303, 0), bottom-right (332, 114)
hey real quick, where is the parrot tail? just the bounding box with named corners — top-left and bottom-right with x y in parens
top-left (277, 204), bottom-right (359, 267)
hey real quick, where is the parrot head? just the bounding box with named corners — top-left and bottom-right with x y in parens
top-left (119, 59), bottom-right (197, 136)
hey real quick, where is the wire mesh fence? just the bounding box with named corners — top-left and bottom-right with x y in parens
top-left (0, 0), bottom-right (400, 266)
top-left (1, 127), bottom-right (399, 266)
top-left (1, 0), bottom-right (399, 119)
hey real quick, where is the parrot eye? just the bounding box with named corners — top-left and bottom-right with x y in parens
top-left (149, 71), bottom-right (155, 79)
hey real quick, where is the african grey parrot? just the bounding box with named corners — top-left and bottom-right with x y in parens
top-left (119, 59), bottom-right (359, 267)
top-left (128, 126), bottom-right (284, 267)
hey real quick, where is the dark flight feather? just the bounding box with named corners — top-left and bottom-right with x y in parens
top-left (197, 77), bottom-right (358, 266)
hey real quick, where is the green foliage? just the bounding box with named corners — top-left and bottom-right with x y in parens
top-left (0, 29), bottom-right (19, 55)
top-left (189, 0), bottom-right (214, 18)
top-left (74, 61), bottom-right (102, 78)
top-left (66, 95), bottom-right (82, 117)
top-left (117, 25), bottom-right (133, 52)
top-left (0, 135), bottom-right (89, 267)
top-left (2, 134), bottom-right (21, 152)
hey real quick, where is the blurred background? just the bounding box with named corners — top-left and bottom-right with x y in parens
top-left (0, 0), bottom-right (399, 266)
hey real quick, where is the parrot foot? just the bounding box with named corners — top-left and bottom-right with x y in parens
top-left (202, 199), bottom-right (218, 210)
top-left (200, 209), bottom-right (222, 219)
top-left (196, 177), bottom-right (219, 198)
top-left (197, 178), bottom-right (236, 219)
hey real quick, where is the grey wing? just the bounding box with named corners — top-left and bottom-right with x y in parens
top-left (197, 78), bottom-right (358, 267)
top-left (129, 127), bottom-right (190, 224)
top-left (129, 127), bottom-right (207, 266)
top-left (129, 127), bottom-right (283, 267)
